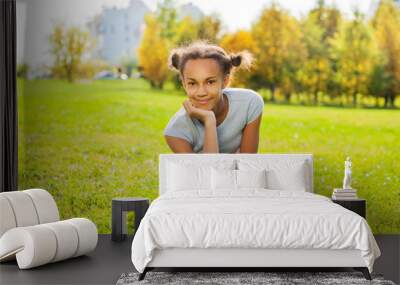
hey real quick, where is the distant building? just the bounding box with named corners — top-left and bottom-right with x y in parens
top-left (177, 2), bottom-right (204, 22)
top-left (88, 0), bottom-right (150, 65)
top-left (16, 0), bottom-right (205, 76)
top-left (89, 0), bottom-right (205, 65)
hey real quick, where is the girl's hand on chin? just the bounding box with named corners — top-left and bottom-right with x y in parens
top-left (182, 99), bottom-right (216, 124)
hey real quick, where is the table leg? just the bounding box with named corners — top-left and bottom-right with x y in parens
top-left (112, 202), bottom-right (124, 241)
top-left (134, 202), bottom-right (149, 235)
top-left (122, 210), bottom-right (127, 235)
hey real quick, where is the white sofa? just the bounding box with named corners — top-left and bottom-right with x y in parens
top-left (0, 189), bottom-right (98, 269)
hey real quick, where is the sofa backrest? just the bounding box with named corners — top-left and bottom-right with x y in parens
top-left (159, 153), bottom-right (313, 195)
top-left (0, 189), bottom-right (59, 238)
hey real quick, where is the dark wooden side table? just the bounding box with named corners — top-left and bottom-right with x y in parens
top-left (112, 197), bottom-right (150, 242)
top-left (332, 198), bottom-right (366, 218)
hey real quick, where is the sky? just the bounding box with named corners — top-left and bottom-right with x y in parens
top-left (17, 0), bottom-right (376, 32)
top-left (165, 0), bottom-right (375, 32)
top-left (115, 0), bottom-right (376, 32)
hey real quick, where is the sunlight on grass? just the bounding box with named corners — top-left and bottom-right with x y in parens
top-left (17, 79), bottom-right (400, 234)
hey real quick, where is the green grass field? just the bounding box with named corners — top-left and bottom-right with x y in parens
top-left (17, 78), bottom-right (400, 234)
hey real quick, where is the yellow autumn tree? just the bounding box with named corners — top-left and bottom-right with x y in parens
top-left (220, 30), bottom-right (257, 88)
top-left (251, 4), bottom-right (306, 102)
top-left (137, 15), bottom-right (169, 89)
top-left (371, 0), bottom-right (400, 108)
top-left (49, 23), bottom-right (93, 83)
top-left (173, 16), bottom-right (198, 46)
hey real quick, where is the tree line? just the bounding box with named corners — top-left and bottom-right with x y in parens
top-left (137, 0), bottom-right (400, 108)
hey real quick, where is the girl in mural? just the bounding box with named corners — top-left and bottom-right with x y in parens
top-left (164, 40), bottom-right (264, 153)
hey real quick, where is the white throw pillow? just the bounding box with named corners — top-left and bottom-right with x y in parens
top-left (211, 168), bottom-right (237, 190)
top-left (211, 168), bottom-right (268, 190)
top-left (237, 159), bottom-right (309, 191)
top-left (265, 168), bottom-right (307, 191)
top-left (167, 159), bottom-right (235, 192)
top-left (236, 169), bottom-right (267, 189)
top-left (168, 162), bottom-right (209, 191)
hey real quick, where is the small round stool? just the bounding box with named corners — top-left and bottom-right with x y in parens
top-left (111, 197), bottom-right (149, 242)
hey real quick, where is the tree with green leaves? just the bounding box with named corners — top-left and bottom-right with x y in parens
top-left (368, 62), bottom-right (391, 107)
top-left (310, 0), bottom-right (342, 42)
top-left (371, 0), bottom-right (400, 108)
top-left (173, 16), bottom-right (198, 46)
top-left (329, 11), bottom-right (380, 107)
top-left (156, 0), bottom-right (178, 43)
top-left (48, 23), bottom-right (93, 83)
top-left (298, 1), bottom-right (342, 105)
top-left (298, 12), bottom-right (329, 104)
top-left (197, 14), bottom-right (222, 43)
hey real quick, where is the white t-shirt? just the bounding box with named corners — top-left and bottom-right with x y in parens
top-left (163, 88), bottom-right (264, 153)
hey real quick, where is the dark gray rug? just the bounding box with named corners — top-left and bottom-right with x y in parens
top-left (116, 271), bottom-right (396, 285)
